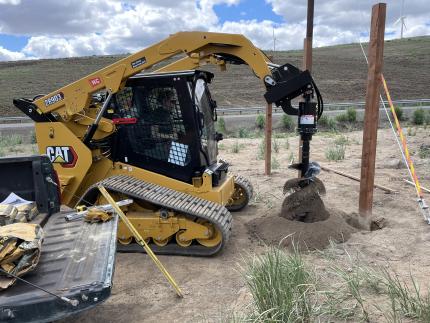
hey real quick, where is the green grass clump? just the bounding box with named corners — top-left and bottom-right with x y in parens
top-left (334, 135), bottom-right (349, 146)
top-left (256, 139), bottom-right (265, 160)
top-left (238, 242), bottom-right (430, 322)
top-left (325, 144), bottom-right (345, 161)
top-left (381, 269), bottom-right (430, 321)
top-left (255, 114), bottom-right (265, 130)
top-left (272, 157), bottom-right (280, 169)
top-left (419, 145), bottom-right (430, 159)
top-left (244, 247), bottom-right (314, 322)
top-left (284, 138), bottom-right (290, 150)
top-left (413, 108), bottom-right (425, 125)
top-left (281, 114), bottom-right (294, 131)
top-left (0, 134), bottom-right (23, 147)
top-left (230, 141), bottom-right (244, 154)
top-left (272, 138), bottom-right (280, 153)
top-left (216, 117), bottom-right (226, 133)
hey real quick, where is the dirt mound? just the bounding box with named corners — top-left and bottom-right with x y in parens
top-left (281, 183), bottom-right (329, 223)
top-left (247, 208), bottom-right (364, 250)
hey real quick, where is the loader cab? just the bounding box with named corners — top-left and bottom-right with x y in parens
top-left (107, 70), bottom-right (226, 185)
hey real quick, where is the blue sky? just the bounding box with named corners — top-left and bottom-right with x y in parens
top-left (0, 0), bottom-right (428, 61)
top-left (213, 0), bottom-right (283, 24)
top-left (0, 34), bottom-right (28, 52)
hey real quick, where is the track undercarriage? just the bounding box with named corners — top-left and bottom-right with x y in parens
top-left (78, 175), bottom-right (251, 256)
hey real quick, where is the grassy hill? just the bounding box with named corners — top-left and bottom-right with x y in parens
top-left (0, 36), bottom-right (429, 116)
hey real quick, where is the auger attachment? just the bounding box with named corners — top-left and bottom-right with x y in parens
top-left (264, 63), bottom-right (327, 220)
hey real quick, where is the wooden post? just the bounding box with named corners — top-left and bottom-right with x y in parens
top-left (359, 3), bottom-right (386, 217)
top-left (298, 0), bottom-right (314, 177)
top-left (303, 0), bottom-right (314, 72)
top-left (264, 103), bottom-right (272, 175)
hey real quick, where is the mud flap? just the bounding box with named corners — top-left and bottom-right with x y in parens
top-left (0, 212), bottom-right (118, 323)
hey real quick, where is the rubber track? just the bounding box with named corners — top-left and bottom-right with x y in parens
top-left (78, 175), bottom-right (233, 256)
top-left (226, 175), bottom-right (254, 212)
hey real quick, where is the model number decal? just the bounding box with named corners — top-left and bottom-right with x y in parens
top-left (131, 56), bottom-right (147, 69)
top-left (88, 76), bottom-right (102, 88)
top-left (44, 92), bottom-right (64, 107)
top-left (46, 146), bottom-right (78, 168)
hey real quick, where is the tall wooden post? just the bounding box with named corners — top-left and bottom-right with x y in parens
top-left (359, 3), bottom-right (386, 217)
top-left (303, 0), bottom-right (314, 72)
top-left (264, 103), bottom-right (273, 175)
top-left (298, 0), bottom-right (314, 177)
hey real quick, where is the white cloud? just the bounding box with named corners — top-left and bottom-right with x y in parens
top-left (0, 45), bottom-right (25, 60)
top-left (0, 0), bottom-right (20, 5)
top-left (0, 0), bottom-right (429, 61)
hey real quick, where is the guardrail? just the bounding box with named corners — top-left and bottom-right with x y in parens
top-left (216, 98), bottom-right (430, 115)
top-left (0, 116), bottom-right (33, 124)
top-left (1, 98), bottom-right (429, 122)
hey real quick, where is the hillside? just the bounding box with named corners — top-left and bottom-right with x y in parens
top-left (0, 36), bottom-right (429, 116)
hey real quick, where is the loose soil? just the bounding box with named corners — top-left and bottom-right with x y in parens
top-left (247, 208), bottom-right (358, 250)
top-left (45, 127), bottom-right (430, 323)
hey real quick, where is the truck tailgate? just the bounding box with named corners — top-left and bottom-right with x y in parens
top-left (0, 212), bottom-right (118, 323)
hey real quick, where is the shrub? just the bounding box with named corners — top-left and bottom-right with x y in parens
top-left (318, 115), bottom-right (338, 132)
top-left (281, 114), bottom-right (294, 131)
top-left (216, 117), bottom-right (226, 133)
top-left (325, 144), bottom-right (345, 161)
top-left (413, 109), bottom-right (425, 125)
top-left (426, 111), bottom-right (430, 124)
top-left (346, 107), bottom-right (357, 122)
top-left (238, 128), bottom-right (250, 138)
top-left (336, 108), bottom-right (356, 123)
top-left (255, 114), bottom-right (265, 130)
top-left (394, 106), bottom-right (404, 121)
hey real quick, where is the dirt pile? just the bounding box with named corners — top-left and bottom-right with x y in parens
top-left (281, 180), bottom-right (329, 223)
top-left (247, 207), bottom-right (366, 250)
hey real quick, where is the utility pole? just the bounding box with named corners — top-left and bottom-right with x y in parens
top-left (359, 3), bottom-right (386, 217)
top-left (298, 0), bottom-right (314, 177)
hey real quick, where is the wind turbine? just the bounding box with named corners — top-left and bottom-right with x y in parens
top-left (394, 0), bottom-right (407, 39)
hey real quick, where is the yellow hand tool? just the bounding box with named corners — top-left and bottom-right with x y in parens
top-left (97, 185), bottom-right (183, 297)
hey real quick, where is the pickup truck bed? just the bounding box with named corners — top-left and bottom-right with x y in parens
top-left (0, 212), bottom-right (118, 323)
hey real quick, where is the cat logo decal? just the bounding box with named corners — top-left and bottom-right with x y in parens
top-left (46, 146), bottom-right (78, 168)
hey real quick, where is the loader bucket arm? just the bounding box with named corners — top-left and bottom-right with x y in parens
top-left (25, 31), bottom-right (273, 121)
